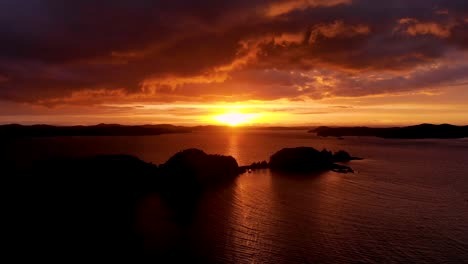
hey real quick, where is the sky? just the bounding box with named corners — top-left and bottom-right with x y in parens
top-left (1, 0), bottom-right (468, 126)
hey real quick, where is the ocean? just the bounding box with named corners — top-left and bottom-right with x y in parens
top-left (3, 129), bottom-right (468, 263)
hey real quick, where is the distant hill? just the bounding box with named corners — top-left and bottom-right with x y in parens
top-left (0, 123), bottom-right (192, 137)
top-left (310, 124), bottom-right (468, 139)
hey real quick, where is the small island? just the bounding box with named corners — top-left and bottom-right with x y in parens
top-left (269, 147), bottom-right (360, 173)
top-left (160, 148), bottom-right (241, 186)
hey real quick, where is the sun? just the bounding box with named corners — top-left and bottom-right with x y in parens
top-left (213, 111), bottom-right (260, 126)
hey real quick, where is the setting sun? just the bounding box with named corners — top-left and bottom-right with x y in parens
top-left (212, 112), bottom-right (260, 126)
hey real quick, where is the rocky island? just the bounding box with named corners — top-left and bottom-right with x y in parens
top-left (269, 147), bottom-right (360, 173)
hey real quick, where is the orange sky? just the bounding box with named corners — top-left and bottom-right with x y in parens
top-left (1, 1), bottom-right (468, 126)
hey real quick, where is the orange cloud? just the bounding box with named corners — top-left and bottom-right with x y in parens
top-left (140, 39), bottom-right (259, 94)
top-left (266, 0), bottom-right (352, 17)
top-left (307, 20), bottom-right (370, 43)
top-left (397, 18), bottom-right (455, 38)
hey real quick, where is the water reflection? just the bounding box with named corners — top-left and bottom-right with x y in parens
top-left (268, 171), bottom-right (330, 262)
top-left (226, 169), bottom-right (275, 262)
top-left (226, 130), bottom-right (241, 164)
top-left (3, 131), bottom-right (468, 263)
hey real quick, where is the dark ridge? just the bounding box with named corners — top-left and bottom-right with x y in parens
top-left (0, 123), bottom-right (192, 137)
top-left (309, 124), bottom-right (468, 139)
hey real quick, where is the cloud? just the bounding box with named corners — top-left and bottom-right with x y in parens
top-left (307, 20), bottom-right (370, 42)
top-left (396, 18), bottom-right (455, 38)
top-left (320, 59), bottom-right (468, 98)
top-left (1, 0), bottom-right (468, 106)
top-left (265, 0), bottom-right (351, 17)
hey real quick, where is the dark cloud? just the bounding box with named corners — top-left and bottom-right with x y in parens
top-left (319, 61), bottom-right (468, 98)
top-left (1, 0), bottom-right (468, 104)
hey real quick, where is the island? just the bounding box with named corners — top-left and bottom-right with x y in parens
top-left (310, 124), bottom-right (468, 139)
top-left (12, 147), bottom-right (361, 201)
top-left (160, 148), bottom-right (242, 188)
top-left (269, 147), bottom-right (360, 173)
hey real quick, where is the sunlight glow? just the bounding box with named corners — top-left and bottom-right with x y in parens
top-left (212, 111), bottom-right (261, 126)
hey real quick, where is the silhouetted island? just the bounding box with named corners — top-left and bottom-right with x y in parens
top-left (0, 123), bottom-right (191, 137)
top-left (160, 148), bottom-right (242, 189)
top-left (310, 124), bottom-right (468, 139)
top-left (269, 147), bottom-right (359, 173)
